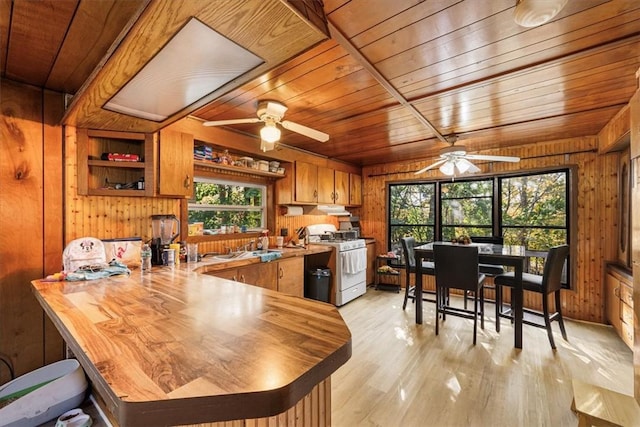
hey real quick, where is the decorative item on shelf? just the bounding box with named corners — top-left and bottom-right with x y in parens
top-left (101, 152), bottom-right (141, 162)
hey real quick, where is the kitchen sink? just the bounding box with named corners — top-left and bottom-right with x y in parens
top-left (213, 252), bottom-right (257, 261)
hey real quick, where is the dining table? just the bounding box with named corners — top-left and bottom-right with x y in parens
top-left (414, 241), bottom-right (527, 349)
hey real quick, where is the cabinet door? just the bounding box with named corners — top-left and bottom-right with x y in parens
top-left (277, 257), bottom-right (304, 296)
top-left (158, 129), bottom-right (194, 197)
top-left (239, 263), bottom-right (278, 290)
top-left (317, 166), bottom-right (335, 204)
top-left (334, 170), bottom-right (349, 205)
top-left (295, 161), bottom-right (318, 203)
top-left (276, 162), bottom-right (294, 204)
top-left (630, 89), bottom-right (640, 159)
top-left (366, 241), bottom-right (376, 285)
top-left (349, 173), bottom-right (362, 206)
top-left (605, 273), bottom-right (621, 331)
top-left (210, 268), bottom-right (238, 281)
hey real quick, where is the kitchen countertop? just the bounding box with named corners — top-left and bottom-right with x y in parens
top-left (192, 244), bottom-right (333, 274)
top-left (31, 247), bottom-right (350, 426)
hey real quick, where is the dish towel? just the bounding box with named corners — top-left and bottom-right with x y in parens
top-left (342, 250), bottom-right (367, 275)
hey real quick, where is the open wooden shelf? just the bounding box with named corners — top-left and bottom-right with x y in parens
top-left (194, 160), bottom-right (286, 179)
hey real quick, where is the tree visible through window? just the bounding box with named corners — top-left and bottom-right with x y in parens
top-left (188, 178), bottom-right (265, 233)
top-left (388, 183), bottom-right (435, 253)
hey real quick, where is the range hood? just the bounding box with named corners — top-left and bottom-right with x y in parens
top-left (314, 205), bottom-right (351, 216)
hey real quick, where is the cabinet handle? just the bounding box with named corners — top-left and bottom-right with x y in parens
top-left (184, 175), bottom-right (190, 189)
top-left (232, 275), bottom-right (237, 282)
top-left (279, 267), bottom-right (284, 279)
top-left (335, 192), bottom-right (339, 201)
top-left (614, 287), bottom-right (620, 298)
top-left (240, 274), bottom-right (245, 283)
top-left (314, 190), bottom-right (318, 198)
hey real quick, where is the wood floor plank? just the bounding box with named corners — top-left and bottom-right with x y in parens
top-left (332, 288), bottom-right (633, 426)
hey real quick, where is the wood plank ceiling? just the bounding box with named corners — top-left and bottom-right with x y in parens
top-left (2, 0), bottom-right (640, 166)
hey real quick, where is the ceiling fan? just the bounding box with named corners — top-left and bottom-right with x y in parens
top-left (414, 140), bottom-right (520, 176)
top-left (202, 100), bottom-right (329, 151)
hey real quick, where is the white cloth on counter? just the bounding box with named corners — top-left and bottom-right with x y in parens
top-left (341, 249), bottom-right (367, 275)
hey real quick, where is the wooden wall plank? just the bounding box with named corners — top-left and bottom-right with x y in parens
top-left (0, 80), bottom-right (46, 378)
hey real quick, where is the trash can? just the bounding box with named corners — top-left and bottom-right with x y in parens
top-left (305, 268), bottom-right (331, 302)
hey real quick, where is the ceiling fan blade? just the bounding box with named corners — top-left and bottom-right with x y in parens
top-left (415, 158), bottom-right (447, 174)
top-left (203, 118), bottom-right (261, 127)
top-left (281, 120), bottom-right (329, 142)
top-left (465, 154), bottom-right (520, 162)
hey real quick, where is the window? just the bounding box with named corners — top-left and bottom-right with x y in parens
top-left (441, 179), bottom-right (493, 241)
top-left (500, 171), bottom-right (568, 276)
top-left (387, 168), bottom-right (571, 283)
top-left (388, 183), bottom-right (436, 254)
top-left (188, 177), bottom-right (266, 233)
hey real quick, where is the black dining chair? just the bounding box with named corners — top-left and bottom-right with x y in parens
top-left (400, 236), bottom-right (436, 310)
top-left (434, 244), bottom-right (486, 345)
top-left (494, 244), bottom-right (570, 349)
top-left (467, 236), bottom-right (505, 328)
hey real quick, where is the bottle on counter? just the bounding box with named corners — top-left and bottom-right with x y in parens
top-left (141, 243), bottom-right (152, 271)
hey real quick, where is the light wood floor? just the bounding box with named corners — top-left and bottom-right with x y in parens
top-left (331, 287), bottom-right (633, 427)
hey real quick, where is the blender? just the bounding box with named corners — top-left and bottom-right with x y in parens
top-left (150, 214), bottom-right (180, 265)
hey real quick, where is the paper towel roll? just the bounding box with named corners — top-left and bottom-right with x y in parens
top-left (284, 206), bottom-right (304, 216)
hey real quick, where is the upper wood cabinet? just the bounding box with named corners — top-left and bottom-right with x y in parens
top-left (349, 173), bottom-right (362, 206)
top-left (286, 161), bottom-right (360, 206)
top-left (294, 161), bottom-right (319, 204)
top-left (77, 128), bottom-right (154, 197)
top-left (318, 167), bottom-right (348, 205)
top-left (157, 129), bottom-right (194, 197)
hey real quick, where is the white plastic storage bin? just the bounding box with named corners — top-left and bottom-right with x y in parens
top-left (0, 359), bottom-right (88, 427)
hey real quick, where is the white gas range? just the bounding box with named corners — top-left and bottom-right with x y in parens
top-left (305, 224), bottom-right (367, 306)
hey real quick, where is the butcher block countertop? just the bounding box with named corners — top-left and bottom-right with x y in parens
top-left (31, 255), bottom-right (351, 426)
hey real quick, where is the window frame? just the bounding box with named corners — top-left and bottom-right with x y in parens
top-left (188, 175), bottom-right (268, 235)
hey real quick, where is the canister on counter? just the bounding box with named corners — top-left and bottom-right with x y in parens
top-left (169, 243), bottom-right (181, 264)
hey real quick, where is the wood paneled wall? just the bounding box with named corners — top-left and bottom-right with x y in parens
top-left (360, 137), bottom-right (619, 323)
top-left (1, 80), bottom-right (65, 380)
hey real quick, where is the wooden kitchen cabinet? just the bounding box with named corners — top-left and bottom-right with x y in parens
top-left (294, 161), bottom-right (318, 203)
top-left (209, 262), bottom-right (278, 291)
top-left (349, 173), bottom-right (362, 206)
top-left (318, 167), bottom-right (348, 205)
top-left (277, 257), bottom-right (305, 296)
top-left (605, 263), bottom-right (633, 349)
top-left (157, 129), bottom-right (194, 197)
top-left (366, 240), bottom-right (376, 285)
top-left (77, 128), bottom-right (154, 197)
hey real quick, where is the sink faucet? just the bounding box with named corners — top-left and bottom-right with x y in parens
top-left (239, 240), bottom-right (255, 252)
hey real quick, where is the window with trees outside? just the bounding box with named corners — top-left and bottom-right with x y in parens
top-left (388, 183), bottom-right (436, 255)
top-left (188, 177), bottom-right (266, 234)
top-left (388, 169), bottom-right (571, 283)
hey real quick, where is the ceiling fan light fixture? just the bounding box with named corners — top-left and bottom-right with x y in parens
top-left (439, 160), bottom-right (455, 176)
top-left (513, 0), bottom-right (568, 28)
top-left (260, 139), bottom-right (276, 152)
top-left (455, 158), bottom-right (472, 174)
top-left (260, 121), bottom-right (281, 143)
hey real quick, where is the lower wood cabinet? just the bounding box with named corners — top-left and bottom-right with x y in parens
top-left (207, 257), bottom-right (305, 295)
top-left (210, 262), bottom-right (277, 290)
top-left (277, 257), bottom-right (304, 297)
top-left (605, 263), bottom-right (633, 349)
top-left (366, 240), bottom-right (376, 285)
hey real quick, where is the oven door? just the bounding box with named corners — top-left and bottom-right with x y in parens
top-left (338, 247), bottom-right (367, 290)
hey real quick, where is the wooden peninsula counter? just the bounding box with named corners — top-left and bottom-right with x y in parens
top-left (31, 259), bottom-right (351, 427)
